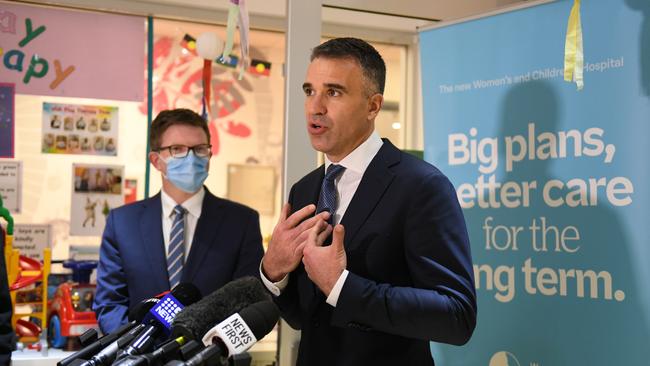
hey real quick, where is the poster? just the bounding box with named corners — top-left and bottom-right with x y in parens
top-left (0, 2), bottom-right (144, 101)
top-left (70, 164), bottom-right (123, 236)
top-left (42, 102), bottom-right (118, 156)
top-left (0, 160), bottom-right (22, 213)
top-left (12, 224), bottom-right (51, 260)
top-left (0, 83), bottom-right (14, 158)
top-left (420, 0), bottom-right (650, 365)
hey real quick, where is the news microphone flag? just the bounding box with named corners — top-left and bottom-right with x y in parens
top-left (201, 312), bottom-right (256, 356)
top-left (149, 293), bottom-right (184, 335)
top-left (200, 301), bottom-right (279, 359)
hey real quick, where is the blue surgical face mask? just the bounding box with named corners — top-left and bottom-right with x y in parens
top-left (162, 151), bottom-right (209, 193)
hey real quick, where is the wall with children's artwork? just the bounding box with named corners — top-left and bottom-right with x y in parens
top-left (1, 2), bottom-right (407, 263)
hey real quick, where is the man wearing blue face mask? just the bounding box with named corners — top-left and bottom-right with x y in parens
top-left (93, 108), bottom-right (264, 334)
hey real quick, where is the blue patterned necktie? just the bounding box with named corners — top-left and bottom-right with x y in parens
top-left (167, 205), bottom-right (186, 289)
top-left (316, 164), bottom-right (346, 224)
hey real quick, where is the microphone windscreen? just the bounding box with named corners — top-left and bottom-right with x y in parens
top-left (128, 298), bottom-right (159, 322)
top-left (171, 276), bottom-right (270, 341)
top-left (171, 282), bottom-right (202, 306)
top-left (239, 301), bottom-right (280, 340)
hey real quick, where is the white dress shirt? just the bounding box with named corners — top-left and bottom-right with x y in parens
top-left (161, 187), bottom-right (205, 260)
top-left (261, 132), bottom-right (383, 306)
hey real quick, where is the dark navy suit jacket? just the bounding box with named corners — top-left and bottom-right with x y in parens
top-left (93, 188), bottom-right (264, 334)
top-left (275, 140), bottom-right (477, 366)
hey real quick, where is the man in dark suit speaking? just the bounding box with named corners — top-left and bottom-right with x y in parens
top-left (261, 38), bottom-right (477, 365)
top-left (94, 108), bottom-right (263, 334)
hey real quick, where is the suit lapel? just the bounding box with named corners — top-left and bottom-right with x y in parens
top-left (183, 189), bottom-right (225, 283)
top-left (295, 167), bottom-right (324, 209)
top-left (139, 194), bottom-right (170, 290)
top-left (340, 140), bottom-right (400, 250)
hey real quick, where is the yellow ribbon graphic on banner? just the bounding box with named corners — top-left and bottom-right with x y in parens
top-left (564, 0), bottom-right (584, 90)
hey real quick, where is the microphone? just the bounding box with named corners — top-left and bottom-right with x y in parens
top-left (76, 323), bottom-right (147, 366)
top-left (57, 294), bottom-right (162, 366)
top-left (167, 301), bottom-right (279, 366)
top-left (115, 283), bottom-right (202, 360)
top-left (128, 298), bottom-right (161, 322)
top-left (202, 300), bottom-right (279, 358)
top-left (78, 328), bottom-right (99, 347)
top-left (177, 340), bottom-right (203, 361)
top-left (109, 336), bottom-right (186, 366)
top-left (171, 277), bottom-right (270, 342)
top-left (76, 284), bottom-right (200, 366)
top-left (58, 292), bottom-right (166, 366)
top-left (58, 322), bottom-right (136, 366)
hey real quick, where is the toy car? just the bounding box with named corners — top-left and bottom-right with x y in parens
top-left (47, 260), bottom-right (99, 349)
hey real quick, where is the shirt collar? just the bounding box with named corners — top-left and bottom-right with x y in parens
top-left (161, 186), bottom-right (205, 218)
top-left (325, 131), bottom-right (383, 174)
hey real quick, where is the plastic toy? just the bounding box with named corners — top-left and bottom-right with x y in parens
top-left (3, 195), bottom-right (51, 345)
top-left (47, 260), bottom-right (99, 349)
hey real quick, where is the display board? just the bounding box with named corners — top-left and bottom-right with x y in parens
top-left (420, 0), bottom-right (650, 364)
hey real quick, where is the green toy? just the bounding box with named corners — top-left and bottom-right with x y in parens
top-left (0, 195), bottom-right (13, 235)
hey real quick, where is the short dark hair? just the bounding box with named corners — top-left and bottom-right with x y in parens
top-left (149, 109), bottom-right (210, 151)
top-left (310, 37), bottom-right (386, 95)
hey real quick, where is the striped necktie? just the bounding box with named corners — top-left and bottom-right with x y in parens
top-left (316, 164), bottom-right (346, 225)
top-left (167, 205), bottom-right (186, 289)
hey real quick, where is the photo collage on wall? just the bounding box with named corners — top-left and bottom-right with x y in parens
top-left (41, 102), bottom-right (118, 156)
top-left (70, 164), bottom-right (124, 236)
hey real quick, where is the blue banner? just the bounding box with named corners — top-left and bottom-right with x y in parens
top-left (420, 0), bottom-right (650, 365)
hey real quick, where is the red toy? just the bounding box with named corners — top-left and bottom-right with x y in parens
top-left (47, 260), bottom-right (99, 348)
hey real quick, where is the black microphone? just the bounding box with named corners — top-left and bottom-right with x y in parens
top-left (77, 323), bottom-right (147, 366)
top-left (201, 300), bottom-right (279, 359)
top-left (177, 340), bottom-right (203, 361)
top-left (109, 336), bottom-right (187, 366)
top-left (115, 283), bottom-right (202, 360)
top-left (165, 301), bottom-right (279, 366)
top-left (128, 298), bottom-right (161, 322)
top-left (57, 322), bottom-right (135, 366)
top-left (171, 277), bottom-right (270, 342)
top-left (78, 284), bottom-right (201, 366)
top-left (78, 328), bottom-right (99, 347)
top-left (58, 295), bottom-right (162, 366)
